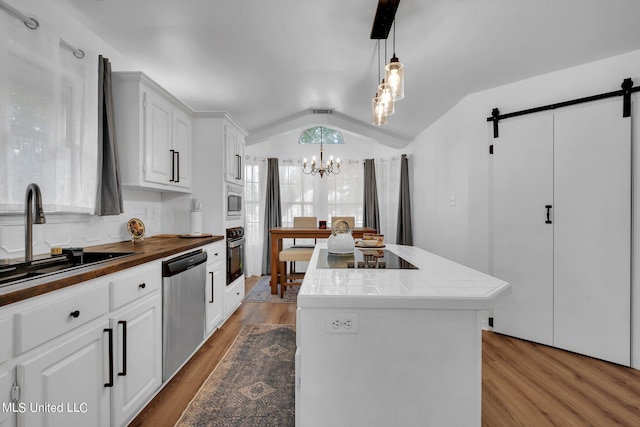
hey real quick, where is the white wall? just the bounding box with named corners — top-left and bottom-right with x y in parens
top-left (409, 48), bottom-right (640, 368)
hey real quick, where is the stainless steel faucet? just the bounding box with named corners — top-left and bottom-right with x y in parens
top-left (24, 183), bottom-right (46, 262)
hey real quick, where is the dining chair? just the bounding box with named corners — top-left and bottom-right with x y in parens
top-left (330, 216), bottom-right (355, 229)
top-left (278, 216), bottom-right (317, 297)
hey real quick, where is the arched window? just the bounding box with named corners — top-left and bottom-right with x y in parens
top-left (298, 126), bottom-right (344, 145)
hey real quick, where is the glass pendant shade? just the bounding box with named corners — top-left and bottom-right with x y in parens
top-left (372, 94), bottom-right (388, 126)
top-left (377, 79), bottom-right (395, 116)
top-left (385, 54), bottom-right (404, 101)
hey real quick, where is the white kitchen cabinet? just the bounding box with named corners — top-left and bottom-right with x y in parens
top-left (224, 276), bottom-right (244, 320)
top-left (0, 368), bottom-right (10, 427)
top-left (109, 293), bottom-right (161, 427)
top-left (16, 319), bottom-right (111, 427)
top-left (204, 242), bottom-right (224, 336)
top-left (107, 262), bottom-right (162, 426)
top-left (491, 98), bottom-right (631, 365)
top-left (224, 123), bottom-right (245, 185)
top-left (112, 71), bottom-right (192, 193)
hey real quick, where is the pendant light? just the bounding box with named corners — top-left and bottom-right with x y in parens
top-left (378, 39), bottom-right (394, 115)
top-left (385, 20), bottom-right (404, 101)
top-left (372, 40), bottom-right (391, 125)
top-left (372, 92), bottom-right (388, 126)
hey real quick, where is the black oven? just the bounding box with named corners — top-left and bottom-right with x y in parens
top-left (226, 227), bottom-right (245, 285)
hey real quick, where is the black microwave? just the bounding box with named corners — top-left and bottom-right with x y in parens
top-left (227, 184), bottom-right (243, 217)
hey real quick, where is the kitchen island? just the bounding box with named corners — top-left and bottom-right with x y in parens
top-left (295, 243), bottom-right (510, 427)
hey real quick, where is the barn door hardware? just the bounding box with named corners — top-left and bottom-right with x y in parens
top-left (545, 205), bottom-right (552, 224)
top-left (487, 78), bottom-right (639, 139)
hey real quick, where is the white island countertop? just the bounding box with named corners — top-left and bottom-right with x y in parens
top-left (296, 243), bottom-right (511, 426)
top-left (298, 243), bottom-right (510, 310)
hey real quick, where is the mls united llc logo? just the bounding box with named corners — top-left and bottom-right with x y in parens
top-left (2, 402), bottom-right (88, 413)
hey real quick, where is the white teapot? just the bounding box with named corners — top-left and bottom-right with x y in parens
top-left (327, 220), bottom-right (355, 254)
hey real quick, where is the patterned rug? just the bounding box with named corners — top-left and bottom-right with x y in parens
top-left (243, 276), bottom-right (299, 303)
top-left (176, 324), bottom-right (296, 427)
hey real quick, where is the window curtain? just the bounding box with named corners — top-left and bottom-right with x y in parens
top-left (244, 155), bottom-right (267, 277)
top-left (95, 55), bottom-right (123, 215)
top-left (262, 158), bottom-right (282, 275)
top-left (376, 156), bottom-right (401, 244)
top-left (362, 159), bottom-right (380, 232)
top-left (396, 154), bottom-right (413, 245)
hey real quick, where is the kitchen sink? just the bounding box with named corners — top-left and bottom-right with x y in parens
top-left (0, 250), bottom-right (135, 287)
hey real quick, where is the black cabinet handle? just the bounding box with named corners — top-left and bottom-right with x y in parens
top-left (236, 154), bottom-right (241, 180)
top-left (176, 151), bottom-right (180, 183)
top-left (104, 328), bottom-right (114, 387)
top-left (170, 149), bottom-right (176, 182)
top-left (139, 283), bottom-right (146, 289)
top-left (70, 310), bottom-right (80, 318)
top-left (545, 205), bottom-right (552, 224)
top-left (118, 321), bottom-right (127, 377)
top-left (209, 272), bottom-right (215, 303)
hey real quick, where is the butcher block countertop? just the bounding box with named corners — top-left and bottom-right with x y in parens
top-left (0, 234), bottom-right (223, 307)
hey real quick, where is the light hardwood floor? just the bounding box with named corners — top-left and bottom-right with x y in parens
top-left (130, 276), bottom-right (640, 426)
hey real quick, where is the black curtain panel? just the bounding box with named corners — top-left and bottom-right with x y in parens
top-left (396, 154), bottom-right (413, 245)
top-left (262, 158), bottom-right (282, 274)
top-left (96, 55), bottom-right (124, 216)
top-left (363, 159), bottom-right (380, 232)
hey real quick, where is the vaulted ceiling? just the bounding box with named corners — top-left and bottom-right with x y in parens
top-left (60, 0), bottom-right (640, 147)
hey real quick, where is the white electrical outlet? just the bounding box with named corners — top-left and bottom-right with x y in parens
top-left (325, 314), bottom-right (359, 334)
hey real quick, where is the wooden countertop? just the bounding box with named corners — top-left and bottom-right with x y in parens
top-left (0, 234), bottom-right (224, 307)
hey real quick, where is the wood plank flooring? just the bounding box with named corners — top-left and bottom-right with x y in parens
top-left (130, 276), bottom-right (640, 426)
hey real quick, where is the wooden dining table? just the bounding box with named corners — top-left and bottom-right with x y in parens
top-left (269, 227), bottom-right (377, 294)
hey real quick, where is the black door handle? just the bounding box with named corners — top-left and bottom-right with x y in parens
top-left (209, 272), bottom-right (215, 303)
top-left (104, 328), bottom-right (114, 387)
top-left (545, 205), bottom-right (552, 224)
top-left (169, 149), bottom-right (175, 182)
top-left (118, 321), bottom-right (127, 376)
top-left (176, 150), bottom-right (180, 183)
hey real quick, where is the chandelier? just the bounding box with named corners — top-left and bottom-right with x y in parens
top-left (302, 127), bottom-right (341, 178)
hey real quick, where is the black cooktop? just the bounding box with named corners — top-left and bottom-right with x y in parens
top-left (316, 249), bottom-right (418, 270)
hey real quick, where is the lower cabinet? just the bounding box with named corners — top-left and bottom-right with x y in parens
top-left (205, 263), bottom-right (224, 336)
top-left (0, 368), bottom-right (11, 426)
top-left (224, 276), bottom-right (245, 319)
top-left (1, 262), bottom-right (163, 427)
top-left (109, 292), bottom-right (162, 427)
top-left (204, 242), bottom-right (224, 337)
top-left (0, 245), bottom-right (232, 426)
top-left (16, 320), bottom-right (111, 427)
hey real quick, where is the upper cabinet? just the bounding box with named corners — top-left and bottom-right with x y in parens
top-left (224, 123), bottom-right (245, 185)
top-left (112, 72), bottom-right (192, 193)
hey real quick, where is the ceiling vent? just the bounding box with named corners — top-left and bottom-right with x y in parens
top-left (310, 108), bottom-right (335, 115)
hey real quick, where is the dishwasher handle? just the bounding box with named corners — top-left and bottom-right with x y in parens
top-left (162, 250), bottom-right (208, 277)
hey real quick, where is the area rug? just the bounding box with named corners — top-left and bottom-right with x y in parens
top-left (176, 324), bottom-right (296, 427)
top-left (243, 276), bottom-right (299, 303)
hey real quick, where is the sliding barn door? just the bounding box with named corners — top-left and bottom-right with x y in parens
top-left (492, 114), bottom-right (554, 346)
top-left (553, 99), bottom-right (631, 366)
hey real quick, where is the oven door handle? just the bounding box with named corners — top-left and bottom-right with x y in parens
top-left (227, 238), bottom-right (245, 249)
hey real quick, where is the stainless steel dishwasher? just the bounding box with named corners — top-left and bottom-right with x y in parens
top-left (162, 249), bottom-right (208, 381)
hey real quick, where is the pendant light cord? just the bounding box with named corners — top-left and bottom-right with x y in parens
top-left (377, 39), bottom-right (381, 84)
top-left (392, 20), bottom-right (396, 55)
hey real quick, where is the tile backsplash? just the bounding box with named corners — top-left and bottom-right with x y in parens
top-left (0, 189), bottom-right (162, 260)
